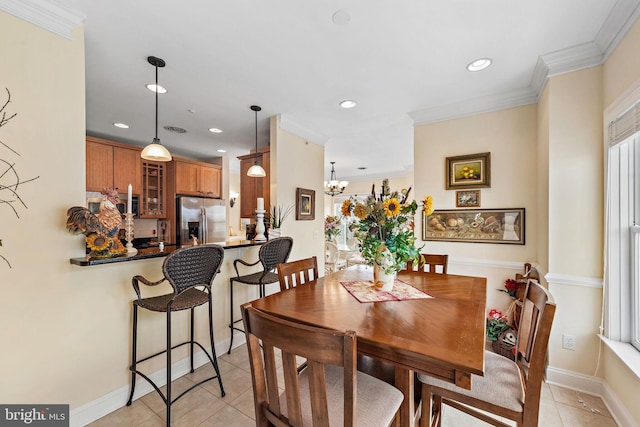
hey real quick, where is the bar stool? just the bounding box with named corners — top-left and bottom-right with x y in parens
top-left (228, 236), bottom-right (293, 353)
top-left (126, 245), bottom-right (226, 427)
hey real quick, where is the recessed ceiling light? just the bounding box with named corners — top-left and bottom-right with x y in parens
top-left (113, 122), bottom-right (129, 129)
top-left (332, 10), bottom-right (351, 26)
top-left (146, 83), bottom-right (167, 94)
top-left (340, 100), bottom-right (357, 109)
top-left (216, 149), bottom-right (227, 153)
top-left (209, 128), bottom-right (223, 133)
top-left (466, 58), bottom-right (492, 72)
top-left (188, 108), bottom-right (196, 113)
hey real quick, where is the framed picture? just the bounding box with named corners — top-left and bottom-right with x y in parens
top-left (423, 208), bottom-right (525, 245)
top-left (445, 152), bottom-right (491, 189)
top-left (456, 190), bottom-right (480, 208)
top-left (296, 187), bottom-right (315, 220)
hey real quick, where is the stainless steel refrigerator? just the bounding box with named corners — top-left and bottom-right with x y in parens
top-left (176, 196), bottom-right (226, 245)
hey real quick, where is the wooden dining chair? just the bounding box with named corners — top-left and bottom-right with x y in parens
top-left (276, 256), bottom-right (319, 291)
top-left (418, 279), bottom-right (556, 427)
top-left (241, 304), bottom-right (404, 427)
top-left (407, 253), bottom-right (448, 274)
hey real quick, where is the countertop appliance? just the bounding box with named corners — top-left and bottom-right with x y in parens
top-left (176, 196), bottom-right (226, 245)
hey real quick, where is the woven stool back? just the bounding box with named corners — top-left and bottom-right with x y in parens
top-left (163, 245), bottom-right (224, 294)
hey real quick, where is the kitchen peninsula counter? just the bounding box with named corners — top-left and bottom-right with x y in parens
top-left (69, 240), bottom-right (264, 266)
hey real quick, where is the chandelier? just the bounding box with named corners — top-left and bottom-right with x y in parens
top-left (324, 162), bottom-right (349, 196)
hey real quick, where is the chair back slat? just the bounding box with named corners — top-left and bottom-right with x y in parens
top-left (277, 257), bottom-right (319, 291)
top-left (242, 304), bottom-right (358, 426)
top-left (406, 253), bottom-right (448, 274)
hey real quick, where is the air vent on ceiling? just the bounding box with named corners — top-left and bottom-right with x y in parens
top-left (164, 126), bottom-right (187, 134)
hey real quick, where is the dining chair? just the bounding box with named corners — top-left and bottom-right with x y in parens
top-left (126, 245), bottom-right (226, 427)
top-left (241, 304), bottom-right (404, 426)
top-left (228, 237), bottom-right (293, 353)
top-left (276, 256), bottom-right (319, 291)
top-left (418, 279), bottom-right (556, 427)
top-left (325, 241), bottom-right (347, 274)
top-left (345, 237), bottom-right (367, 267)
top-left (407, 253), bottom-right (448, 274)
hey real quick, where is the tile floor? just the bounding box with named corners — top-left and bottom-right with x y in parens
top-left (89, 344), bottom-right (618, 427)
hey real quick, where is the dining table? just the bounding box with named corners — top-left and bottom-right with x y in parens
top-left (247, 264), bottom-right (487, 426)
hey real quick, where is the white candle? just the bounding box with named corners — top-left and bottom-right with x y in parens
top-left (127, 184), bottom-right (133, 214)
top-left (257, 197), bottom-right (264, 211)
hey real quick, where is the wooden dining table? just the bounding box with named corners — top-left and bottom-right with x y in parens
top-left (247, 264), bottom-right (487, 426)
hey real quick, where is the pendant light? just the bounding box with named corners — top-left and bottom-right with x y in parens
top-left (247, 105), bottom-right (266, 177)
top-left (324, 162), bottom-right (348, 196)
top-left (141, 56), bottom-right (172, 162)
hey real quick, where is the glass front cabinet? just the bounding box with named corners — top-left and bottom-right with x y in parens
top-left (140, 161), bottom-right (166, 218)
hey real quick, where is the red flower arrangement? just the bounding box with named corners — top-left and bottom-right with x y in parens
top-left (486, 308), bottom-right (511, 340)
top-left (500, 278), bottom-right (518, 298)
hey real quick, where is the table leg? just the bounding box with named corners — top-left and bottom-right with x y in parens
top-left (394, 366), bottom-right (415, 427)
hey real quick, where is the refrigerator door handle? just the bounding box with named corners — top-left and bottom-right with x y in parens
top-left (201, 206), bottom-right (207, 244)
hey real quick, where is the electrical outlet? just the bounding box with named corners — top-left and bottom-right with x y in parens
top-left (562, 333), bottom-right (576, 350)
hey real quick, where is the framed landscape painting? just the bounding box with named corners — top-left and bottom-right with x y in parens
top-left (445, 152), bottom-right (491, 189)
top-left (423, 208), bottom-right (525, 245)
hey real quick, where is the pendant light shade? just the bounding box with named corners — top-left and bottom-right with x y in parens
top-left (247, 105), bottom-right (266, 177)
top-left (141, 56), bottom-right (172, 162)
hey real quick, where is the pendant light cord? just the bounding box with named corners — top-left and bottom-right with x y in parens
top-left (254, 108), bottom-right (258, 165)
top-left (155, 64), bottom-right (159, 141)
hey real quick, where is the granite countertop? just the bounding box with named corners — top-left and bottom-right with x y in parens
top-left (69, 240), bottom-right (265, 266)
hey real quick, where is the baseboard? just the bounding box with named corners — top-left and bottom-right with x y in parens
top-left (546, 365), bottom-right (639, 427)
top-left (69, 336), bottom-right (246, 427)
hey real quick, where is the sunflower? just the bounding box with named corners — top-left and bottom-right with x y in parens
top-left (109, 237), bottom-right (126, 254)
top-left (383, 198), bottom-right (401, 217)
top-left (353, 203), bottom-right (368, 220)
top-left (341, 199), bottom-right (352, 216)
top-left (423, 195), bottom-right (434, 216)
top-left (86, 233), bottom-right (110, 252)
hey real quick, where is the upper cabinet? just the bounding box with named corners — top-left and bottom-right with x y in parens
top-left (140, 160), bottom-right (166, 218)
top-left (86, 137), bottom-right (141, 194)
top-left (174, 159), bottom-right (221, 198)
top-left (238, 147), bottom-right (270, 219)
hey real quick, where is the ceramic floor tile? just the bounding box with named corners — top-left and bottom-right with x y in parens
top-left (196, 404), bottom-right (255, 427)
top-left (87, 400), bottom-right (156, 427)
top-left (201, 364), bottom-right (252, 401)
top-left (557, 402), bottom-right (619, 427)
top-left (228, 387), bottom-right (257, 420)
top-left (220, 345), bottom-right (250, 369)
top-left (538, 397), bottom-right (564, 427)
top-left (155, 386), bottom-right (227, 427)
top-left (139, 376), bottom-right (197, 414)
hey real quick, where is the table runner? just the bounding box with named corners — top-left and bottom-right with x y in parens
top-left (340, 279), bottom-right (433, 303)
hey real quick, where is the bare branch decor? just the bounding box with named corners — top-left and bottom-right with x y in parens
top-left (0, 88), bottom-right (40, 268)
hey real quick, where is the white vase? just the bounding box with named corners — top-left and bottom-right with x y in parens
top-left (269, 228), bottom-right (281, 239)
top-left (373, 262), bottom-right (396, 291)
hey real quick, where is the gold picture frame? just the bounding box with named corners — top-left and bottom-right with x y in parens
top-left (456, 190), bottom-right (480, 208)
top-left (446, 152), bottom-right (491, 189)
top-left (423, 208), bottom-right (525, 245)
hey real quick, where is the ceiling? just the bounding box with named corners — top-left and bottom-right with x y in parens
top-left (11, 0), bottom-right (640, 180)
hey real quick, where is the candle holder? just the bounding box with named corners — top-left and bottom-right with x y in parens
top-left (124, 213), bottom-right (138, 255)
top-left (254, 209), bottom-right (267, 241)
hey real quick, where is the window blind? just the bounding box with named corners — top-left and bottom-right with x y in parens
top-left (609, 102), bottom-right (640, 146)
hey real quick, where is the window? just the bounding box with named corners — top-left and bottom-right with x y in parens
top-left (605, 103), bottom-right (640, 352)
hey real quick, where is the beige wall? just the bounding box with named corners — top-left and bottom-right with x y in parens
top-left (601, 17), bottom-right (640, 425)
top-left (271, 117), bottom-right (325, 270)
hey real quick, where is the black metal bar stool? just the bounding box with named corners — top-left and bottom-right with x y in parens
top-left (228, 237), bottom-right (293, 354)
top-left (126, 245), bottom-right (226, 427)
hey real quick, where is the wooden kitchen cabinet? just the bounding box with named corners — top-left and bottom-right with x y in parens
top-left (238, 147), bottom-right (270, 219)
top-left (140, 160), bottom-right (166, 218)
top-left (174, 159), bottom-right (221, 198)
top-left (86, 137), bottom-right (141, 194)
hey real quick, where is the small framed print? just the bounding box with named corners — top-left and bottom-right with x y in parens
top-left (296, 187), bottom-right (315, 220)
top-left (456, 190), bottom-right (480, 208)
top-left (446, 152), bottom-right (491, 189)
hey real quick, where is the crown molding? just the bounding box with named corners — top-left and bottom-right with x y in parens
top-left (278, 114), bottom-right (330, 146)
top-left (0, 0), bottom-right (85, 39)
top-left (409, 88), bottom-right (538, 126)
top-left (596, 0), bottom-right (640, 60)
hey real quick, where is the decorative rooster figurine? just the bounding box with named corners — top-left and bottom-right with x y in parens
top-left (66, 187), bottom-right (126, 258)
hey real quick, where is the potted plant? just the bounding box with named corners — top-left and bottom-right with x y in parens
top-left (267, 204), bottom-right (293, 239)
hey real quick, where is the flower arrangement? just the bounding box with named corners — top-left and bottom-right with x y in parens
top-left (268, 204), bottom-right (294, 229)
top-left (341, 179), bottom-right (432, 274)
top-left (324, 215), bottom-right (342, 241)
top-left (486, 308), bottom-right (511, 341)
top-left (500, 278), bottom-right (518, 298)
